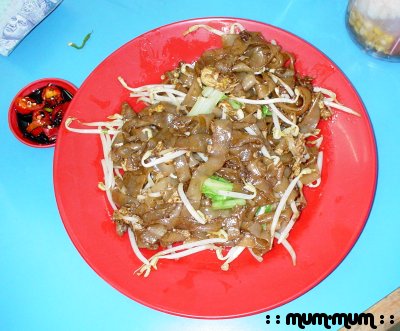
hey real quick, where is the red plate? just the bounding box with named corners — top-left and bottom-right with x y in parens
top-left (53, 18), bottom-right (377, 318)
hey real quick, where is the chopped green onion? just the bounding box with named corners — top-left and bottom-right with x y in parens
top-left (255, 204), bottom-right (274, 216)
top-left (228, 99), bottom-right (242, 110)
top-left (261, 223), bottom-right (267, 231)
top-left (202, 176), bottom-right (233, 200)
top-left (212, 198), bottom-right (246, 210)
top-left (210, 175), bottom-right (231, 183)
top-left (202, 175), bottom-right (249, 210)
top-left (261, 105), bottom-right (272, 116)
top-left (220, 94), bottom-right (228, 101)
top-left (202, 86), bottom-right (215, 97)
top-left (44, 107), bottom-right (53, 113)
top-left (188, 87), bottom-right (224, 116)
top-left (68, 31), bottom-right (92, 50)
top-left (207, 194), bottom-right (230, 202)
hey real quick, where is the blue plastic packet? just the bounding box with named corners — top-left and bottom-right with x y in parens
top-left (0, 0), bottom-right (63, 56)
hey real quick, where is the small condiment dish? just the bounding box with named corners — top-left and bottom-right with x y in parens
top-left (8, 78), bottom-right (78, 148)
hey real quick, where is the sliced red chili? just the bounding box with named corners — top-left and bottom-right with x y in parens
top-left (26, 123), bottom-right (44, 137)
top-left (42, 85), bottom-right (63, 106)
top-left (42, 127), bottom-right (58, 141)
top-left (26, 110), bottom-right (51, 136)
top-left (32, 109), bottom-right (51, 124)
top-left (51, 102), bottom-right (70, 126)
top-left (14, 96), bottom-right (44, 115)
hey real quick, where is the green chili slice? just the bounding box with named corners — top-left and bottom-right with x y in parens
top-left (68, 31), bottom-right (92, 50)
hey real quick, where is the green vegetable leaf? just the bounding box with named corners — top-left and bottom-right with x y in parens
top-left (202, 176), bottom-right (233, 200)
top-left (209, 175), bottom-right (231, 183)
top-left (202, 175), bottom-right (247, 210)
top-left (188, 87), bottom-right (224, 116)
top-left (212, 198), bottom-right (246, 210)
